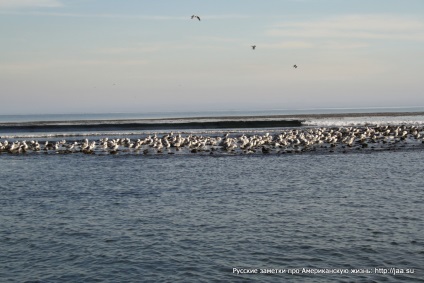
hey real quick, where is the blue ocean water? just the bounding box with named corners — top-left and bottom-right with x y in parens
top-left (1, 151), bottom-right (423, 282)
top-left (2, 108), bottom-right (424, 141)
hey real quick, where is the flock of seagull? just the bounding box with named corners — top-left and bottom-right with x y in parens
top-left (2, 15), bottom-right (421, 156)
top-left (191, 14), bottom-right (298, 69)
top-left (1, 125), bottom-right (423, 155)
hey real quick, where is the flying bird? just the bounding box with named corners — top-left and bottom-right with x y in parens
top-left (251, 45), bottom-right (256, 50)
top-left (191, 15), bottom-right (201, 21)
top-left (293, 64), bottom-right (298, 68)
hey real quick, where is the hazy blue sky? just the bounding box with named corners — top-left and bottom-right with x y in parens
top-left (1, 0), bottom-right (423, 114)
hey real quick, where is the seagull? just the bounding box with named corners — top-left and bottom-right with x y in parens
top-left (191, 15), bottom-right (201, 21)
top-left (293, 64), bottom-right (298, 68)
top-left (251, 45), bottom-right (256, 50)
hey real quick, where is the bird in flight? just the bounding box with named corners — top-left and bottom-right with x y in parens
top-left (293, 64), bottom-right (298, 68)
top-left (251, 45), bottom-right (256, 50)
top-left (191, 15), bottom-right (201, 21)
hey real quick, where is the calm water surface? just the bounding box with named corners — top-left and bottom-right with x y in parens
top-left (1, 151), bottom-right (423, 282)
top-left (2, 106), bottom-right (424, 122)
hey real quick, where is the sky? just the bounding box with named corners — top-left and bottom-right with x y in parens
top-left (0, 0), bottom-right (423, 115)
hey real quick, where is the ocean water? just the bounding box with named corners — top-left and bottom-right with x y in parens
top-left (1, 151), bottom-right (423, 282)
top-left (1, 106), bottom-right (424, 123)
top-left (1, 110), bottom-right (424, 282)
top-left (1, 108), bottom-right (424, 140)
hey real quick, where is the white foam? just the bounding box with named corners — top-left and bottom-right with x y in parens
top-left (304, 116), bottom-right (424, 127)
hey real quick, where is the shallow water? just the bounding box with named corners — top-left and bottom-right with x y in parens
top-left (1, 151), bottom-right (423, 282)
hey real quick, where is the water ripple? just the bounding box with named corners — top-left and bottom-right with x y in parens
top-left (0, 151), bottom-right (423, 282)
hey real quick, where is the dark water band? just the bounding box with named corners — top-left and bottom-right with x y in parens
top-left (0, 120), bottom-right (304, 133)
